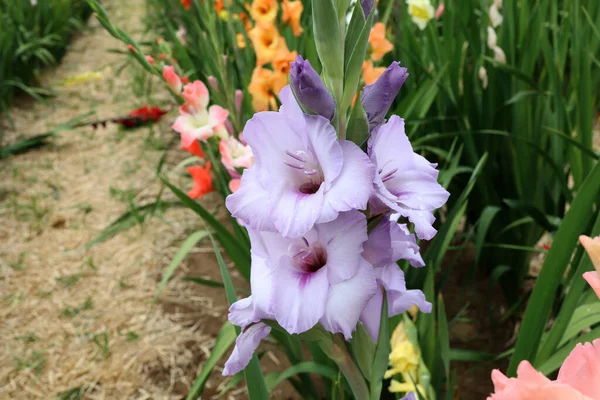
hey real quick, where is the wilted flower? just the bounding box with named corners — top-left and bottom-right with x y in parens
top-left (226, 86), bottom-right (375, 237)
top-left (489, 0), bottom-right (503, 27)
top-left (248, 67), bottom-right (277, 111)
top-left (186, 163), bottom-right (213, 199)
top-left (361, 61), bottom-right (409, 131)
top-left (249, 24), bottom-right (283, 66)
top-left (581, 235), bottom-right (600, 299)
top-left (362, 60), bottom-right (387, 85)
top-left (479, 66), bottom-right (489, 89)
top-left (290, 56), bottom-right (336, 120)
top-left (369, 23), bottom-right (394, 61)
top-left (163, 66), bottom-right (182, 93)
top-left (368, 116), bottom-right (450, 240)
top-left (223, 211), bottom-right (378, 375)
top-left (360, 219), bottom-right (430, 341)
top-left (219, 136), bottom-right (254, 170)
top-left (488, 340), bottom-right (600, 400)
top-left (407, 0), bottom-right (435, 30)
top-left (250, 0), bottom-right (279, 27)
top-left (282, 0), bottom-right (304, 37)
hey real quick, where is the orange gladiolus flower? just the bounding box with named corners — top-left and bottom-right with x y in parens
top-left (180, 0), bottom-right (191, 10)
top-left (282, 0), bottom-right (304, 37)
top-left (368, 22), bottom-right (393, 61)
top-left (215, 0), bottom-right (224, 12)
top-left (250, 0), bottom-right (278, 27)
top-left (362, 60), bottom-right (386, 85)
top-left (237, 33), bottom-right (247, 49)
top-left (271, 45), bottom-right (297, 95)
top-left (181, 139), bottom-right (205, 158)
top-left (248, 67), bottom-right (277, 112)
top-left (186, 163), bottom-right (213, 199)
top-left (240, 12), bottom-right (253, 32)
top-left (249, 24), bottom-right (283, 66)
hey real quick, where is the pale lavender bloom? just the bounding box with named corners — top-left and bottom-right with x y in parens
top-left (222, 322), bottom-right (271, 376)
top-left (402, 394), bottom-right (416, 400)
top-left (360, 218), bottom-right (431, 341)
top-left (226, 86), bottom-right (375, 238)
top-left (290, 56), bottom-right (336, 120)
top-left (368, 116), bottom-right (449, 240)
top-left (223, 211), bottom-right (378, 375)
top-left (361, 62), bottom-right (409, 131)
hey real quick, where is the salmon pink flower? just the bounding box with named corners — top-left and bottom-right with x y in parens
top-left (219, 136), bottom-right (254, 171)
top-left (172, 104), bottom-right (229, 147)
top-left (362, 60), bottom-right (387, 85)
top-left (222, 211), bottom-right (378, 375)
top-left (181, 139), bottom-right (204, 158)
top-left (557, 339), bottom-right (600, 399)
top-left (282, 0), bottom-right (304, 37)
top-left (369, 23), bottom-right (394, 61)
top-left (250, 0), bottom-right (278, 27)
top-left (163, 66), bottom-right (182, 93)
top-left (226, 86), bottom-right (375, 237)
top-left (360, 219), bottom-right (430, 341)
top-left (248, 67), bottom-right (277, 112)
top-left (182, 80), bottom-right (210, 110)
top-left (581, 235), bottom-right (600, 298)
top-left (228, 178), bottom-right (241, 193)
top-left (249, 24), bottom-right (283, 66)
top-left (186, 163), bottom-right (213, 199)
top-left (368, 116), bottom-right (449, 240)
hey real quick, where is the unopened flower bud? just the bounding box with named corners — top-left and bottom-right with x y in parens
top-left (361, 62), bottom-right (408, 131)
top-left (289, 55), bottom-right (336, 120)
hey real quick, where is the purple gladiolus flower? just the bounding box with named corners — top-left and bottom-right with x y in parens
top-left (360, 0), bottom-right (374, 16)
top-left (290, 56), bottom-right (336, 120)
top-left (361, 62), bottom-right (409, 131)
top-left (360, 218), bottom-right (431, 341)
top-left (368, 116), bottom-right (450, 240)
top-left (223, 211), bottom-right (378, 375)
top-left (226, 86), bottom-right (375, 238)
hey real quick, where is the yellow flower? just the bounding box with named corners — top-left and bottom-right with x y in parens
top-left (282, 0), bottom-right (304, 37)
top-left (237, 33), bottom-right (247, 49)
top-left (248, 67), bottom-right (276, 112)
top-left (385, 323), bottom-right (420, 379)
top-left (249, 24), bottom-right (283, 66)
top-left (407, 0), bottom-right (435, 30)
top-left (271, 44), bottom-right (297, 95)
top-left (250, 0), bottom-right (278, 27)
top-left (368, 22), bottom-right (393, 61)
top-left (362, 60), bottom-right (386, 85)
top-left (389, 380), bottom-right (428, 399)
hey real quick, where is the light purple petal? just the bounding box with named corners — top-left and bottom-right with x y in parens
top-left (270, 181), bottom-right (325, 238)
top-left (304, 115), bottom-right (343, 190)
top-left (272, 257), bottom-right (329, 334)
top-left (228, 296), bottom-right (256, 327)
top-left (223, 323), bottom-right (271, 376)
top-left (319, 140), bottom-right (376, 223)
top-left (391, 224), bottom-right (425, 268)
top-left (250, 251), bottom-right (274, 318)
top-left (278, 85), bottom-right (306, 130)
top-left (243, 111), bottom-right (304, 189)
top-left (385, 169), bottom-right (450, 211)
top-left (391, 209), bottom-right (438, 241)
top-left (368, 116), bottom-right (414, 173)
top-left (315, 211), bottom-right (368, 284)
top-left (401, 393), bottom-right (416, 400)
top-left (363, 218), bottom-right (424, 268)
top-left (360, 286), bottom-right (384, 342)
top-left (226, 167), bottom-right (277, 232)
top-left (320, 258), bottom-right (377, 339)
top-left (379, 263), bottom-right (432, 315)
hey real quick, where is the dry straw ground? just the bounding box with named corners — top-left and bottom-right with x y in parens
top-left (0, 1), bottom-right (258, 398)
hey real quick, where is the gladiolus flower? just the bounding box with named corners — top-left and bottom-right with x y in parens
top-left (557, 339), bottom-right (600, 398)
top-left (163, 66), bottom-right (182, 93)
top-left (236, 33), bottom-right (246, 49)
top-left (182, 80), bottom-right (210, 110)
top-left (145, 55), bottom-right (155, 65)
top-left (361, 61), bottom-right (409, 131)
top-left (360, 219), bottom-right (430, 341)
top-left (181, 139), bottom-right (205, 158)
top-left (290, 55), bottom-right (336, 120)
top-left (386, 323), bottom-right (420, 378)
top-left (407, 0), bottom-right (435, 30)
top-left (186, 163), bottom-right (213, 199)
top-left (360, 0), bottom-right (374, 17)
top-left (215, 0), bottom-right (224, 12)
top-left (222, 211), bottom-right (378, 375)
top-left (248, 67), bottom-right (277, 112)
top-left (229, 178), bottom-right (241, 193)
top-left (368, 116), bottom-right (450, 240)
top-left (226, 86), bottom-right (375, 238)
top-left (272, 46), bottom-right (298, 95)
top-left (173, 105), bottom-right (229, 146)
top-left (435, 3), bottom-right (444, 19)
top-left (180, 0), bottom-right (191, 10)
top-left (219, 136), bottom-right (254, 171)
top-left (369, 22), bottom-right (394, 61)
top-left (282, 0), bottom-right (304, 37)
top-left (581, 235), bottom-right (600, 298)
top-left (249, 24), bottom-right (283, 66)
top-left (362, 60), bottom-right (387, 85)
top-left (250, 0), bottom-right (278, 27)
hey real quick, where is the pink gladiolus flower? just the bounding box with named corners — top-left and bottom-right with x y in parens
top-left (229, 178), bottom-right (241, 193)
top-left (219, 136), bottom-right (254, 171)
top-left (172, 104), bottom-right (229, 147)
top-left (435, 3), bottom-right (444, 19)
top-left (557, 339), bottom-right (600, 398)
top-left (163, 66), bottom-right (182, 93)
top-left (145, 55), bottom-right (155, 65)
top-left (182, 80), bottom-right (210, 110)
top-left (581, 235), bottom-right (600, 298)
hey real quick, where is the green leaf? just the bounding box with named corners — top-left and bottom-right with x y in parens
top-left (264, 361), bottom-right (337, 390)
top-left (312, 0), bottom-right (343, 100)
top-left (344, 2), bottom-right (366, 67)
top-left (186, 322), bottom-right (236, 399)
top-left (208, 232), bottom-right (237, 306)
top-left (155, 231), bottom-right (209, 301)
top-left (558, 303), bottom-right (600, 347)
top-left (370, 291), bottom-right (390, 400)
top-left (350, 323), bottom-right (376, 381)
top-left (182, 276), bottom-right (224, 288)
top-left (538, 326), bottom-right (600, 376)
top-left (437, 295), bottom-right (450, 380)
top-left (508, 160), bottom-right (600, 375)
top-left (346, 99), bottom-right (370, 147)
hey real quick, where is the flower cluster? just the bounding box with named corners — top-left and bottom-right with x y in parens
top-left (163, 66), bottom-right (254, 198)
top-left (222, 58), bottom-right (449, 375)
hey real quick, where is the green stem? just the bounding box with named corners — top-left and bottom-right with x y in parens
top-left (318, 334), bottom-right (369, 400)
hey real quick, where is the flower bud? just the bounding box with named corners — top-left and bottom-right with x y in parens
top-left (289, 55), bottom-right (336, 120)
top-left (162, 65), bottom-right (182, 93)
top-left (208, 75), bottom-right (219, 92)
top-left (361, 61), bottom-right (408, 130)
top-left (235, 89), bottom-right (243, 112)
top-left (360, 0), bottom-right (374, 16)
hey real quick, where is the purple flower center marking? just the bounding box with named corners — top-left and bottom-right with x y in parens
top-left (291, 236), bottom-right (327, 273)
top-left (284, 150), bottom-right (324, 194)
top-left (379, 167), bottom-right (398, 183)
